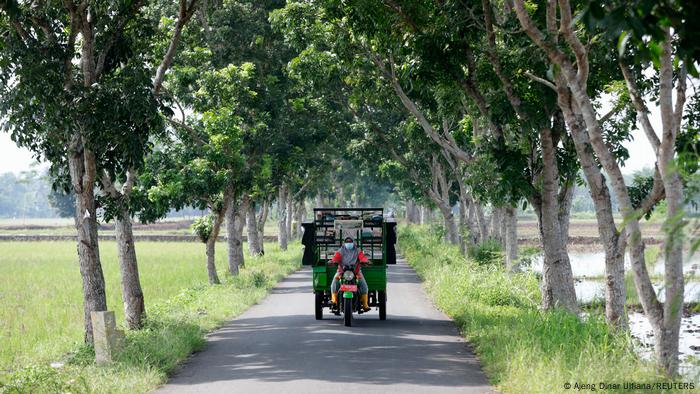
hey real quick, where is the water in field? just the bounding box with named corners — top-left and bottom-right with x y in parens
top-left (628, 312), bottom-right (700, 378)
top-left (574, 280), bottom-right (700, 304)
top-left (529, 251), bottom-right (700, 278)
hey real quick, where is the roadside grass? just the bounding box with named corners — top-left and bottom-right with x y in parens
top-left (0, 241), bottom-right (300, 393)
top-left (399, 226), bottom-right (681, 394)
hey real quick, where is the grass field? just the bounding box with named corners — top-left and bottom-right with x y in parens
top-left (0, 220), bottom-right (282, 237)
top-left (398, 226), bottom-right (695, 393)
top-left (0, 240), bottom-right (301, 393)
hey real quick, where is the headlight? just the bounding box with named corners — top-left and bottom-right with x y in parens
top-left (343, 270), bottom-right (355, 281)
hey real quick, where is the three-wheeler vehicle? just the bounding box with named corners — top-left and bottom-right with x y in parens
top-left (302, 208), bottom-right (397, 326)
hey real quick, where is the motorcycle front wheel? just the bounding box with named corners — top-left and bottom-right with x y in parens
top-left (343, 297), bottom-right (352, 327)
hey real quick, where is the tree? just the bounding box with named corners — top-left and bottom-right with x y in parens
top-left (137, 61), bottom-right (252, 283)
top-left (1, 0), bottom-right (199, 333)
top-left (0, 0), bottom-right (199, 341)
top-left (513, 0), bottom-right (689, 375)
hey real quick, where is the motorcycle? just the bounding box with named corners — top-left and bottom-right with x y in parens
top-left (336, 265), bottom-right (361, 327)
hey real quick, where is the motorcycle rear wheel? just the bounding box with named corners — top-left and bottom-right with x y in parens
top-left (315, 292), bottom-right (323, 320)
top-left (378, 290), bottom-right (387, 320)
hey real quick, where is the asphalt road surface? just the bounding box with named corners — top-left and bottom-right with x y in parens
top-left (154, 258), bottom-right (494, 393)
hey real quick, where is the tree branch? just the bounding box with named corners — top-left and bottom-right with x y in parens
top-left (122, 168), bottom-right (136, 196)
top-left (619, 61), bottom-right (660, 152)
top-left (637, 167), bottom-right (665, 220)
top-left (165, 117), bottom-right (206, 145)
top-left (513, 0), bottom-right (571, 75)
top-left (63, 2), bottom-right (78, 90)
top-left (381, 0), bottom-right (420, 33)
top-left (369, 53), bottom-right (474, 164)
top-left (101, 170), bottom-right (120, 198)
top-left (673, 63), bottom-right (687, 136)
top-left (78, 1), bottom-right (96, 86)
top-left (482, 0), bottom-right (526, 120)
top-left (557, 0), bottom-right (589, 87)
top-left (95, 0), bottom-right (146, 78)
top-left (153, 0), bottom-right (198, 95)
top-left (461, 44), bottom-right (504, 138)
top-left (523, 71), bottom-right (556, 91)
top-left (292, 176), bottom-right (313, 200)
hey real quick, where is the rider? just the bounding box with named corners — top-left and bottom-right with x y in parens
top-left (329, 236), bottom-right (371, 312)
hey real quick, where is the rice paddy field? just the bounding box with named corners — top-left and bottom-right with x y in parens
top-left (0, 219), bottom-right (281, 237)
top-left (0, 239), bottom-right (301, 375)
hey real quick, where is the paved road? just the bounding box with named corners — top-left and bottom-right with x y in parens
top-left (154, 258), bottom-right (494, 393)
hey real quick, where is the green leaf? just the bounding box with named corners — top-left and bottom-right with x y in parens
top-left (617, 31), bottom-right (630, 58)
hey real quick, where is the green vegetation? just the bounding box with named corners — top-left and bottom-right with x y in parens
top-left (467, 239), bottom-right (504, 267)
top-left (622, 245), bottom-right (662, 306)
top-left (0, 241), bottom-right (300, 393)
top-left (398, 226), bottom-right (684, 393)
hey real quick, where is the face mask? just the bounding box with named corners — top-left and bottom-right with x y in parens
top-left (344, 242), bottom-right (354, 250)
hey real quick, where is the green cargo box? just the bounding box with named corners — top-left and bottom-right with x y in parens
top-left (313, 263), bottom-right (386, 292)
top-left (363, 266), bottom-right (387, 291)
top-left (313, 266), bottom-right (328, 290)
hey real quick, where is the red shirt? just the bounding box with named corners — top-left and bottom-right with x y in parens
top-left (330, 250), bottom-right (369, 276)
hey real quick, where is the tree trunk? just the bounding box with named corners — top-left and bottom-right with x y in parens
top-left (490, 207), bottom-right (503, 243)
top-left (656, 32), bottom-right (686, 374)
top-left (334, 184), bottom-right (343, 206)
top-left (226, 196), bottom-right (246, 276)
top-left (504, 206), bottom-right (518, 269)
top-left (205, 235), bottom-right (220, 284)
top-left (406, 199), bottom-right (419, 223)
top-left (226, 200), bottom-right (237, 276)
top-left (246, 198), bottom-right (261, 256)
top-left (290, 201), bottom-right (298, 240)
top-left (456, 178), bottom-right (475, 254)
top-left (69, 140), bottom-right (107, 344)
top-left (235, 198), bottom-right (246, 269)
top-left (558, 181), bottom-right (575, 246)
top-left (257, 200), bottom-right (268, 255)
top-left (658, 170), bottom-right (685, 374)
top-left (536, 126), bottom-right (578, 313)
top-left (286, 190), bottom-right (293, 242)
top-left (115, 205), bottom-right (145, 330)
top-left (437, 204), bottom-right (459, 245)
top-left (458, 193), bottom-right (468, 255)
top-left (565, 110), bottom-right (627, 328)
top-left (420, 206), bottom-right (431, 224)
top-left (278, 185), bottom-right (288, 251)
top-left (293, 200), bottom-right (305, 239)
top-left (291, 200), bottom-right (303, 240)
top-left (353, 183), bottom-right (360, 207)
top-left (473, 201), bottom-right (488, 243)
top-left (412, 201), bottom-right (421, 224)
top-left (206, 189), bottom-right (231, 284)
top-left (466, 199), bottom-right (479, 246)
top-left (500, 208), bottom-right (507, 245)
top-left (315, 193), bottom-right (323, 208)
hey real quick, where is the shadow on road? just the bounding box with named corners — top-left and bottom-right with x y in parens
top-left (161, 258), bottom-right (490, 391)
top-left (170, 314), bottom-right (482, 388)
